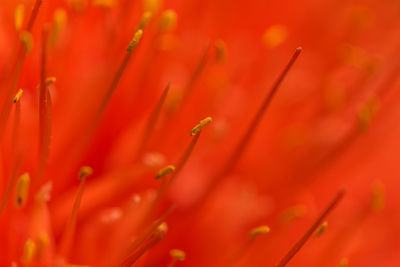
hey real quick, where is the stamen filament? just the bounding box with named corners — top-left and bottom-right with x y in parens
top-left (276, 189), bottom-right (345, 267)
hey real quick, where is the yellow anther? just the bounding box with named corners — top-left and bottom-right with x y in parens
top-left (358, 97), bottom-right (379, 131)
top-left (371, 181), bottom-right (385, 212)
top-left (154, 222), bottom-right (168, 238)
top-left (14, 172), bottom-right (30, 209)
top-left (20, 31), bottom-right (34, 53)
top-left (338, 257), bottom-right (349, 267)
top-left (15, 4), bottom-right (25, 31)
top-left (314, 221), bottom-right (328, 237)
top-left (191, 117), bottom-right (212, 136)
top-left (143, 0), bottom-right (162, 14)
top-left (36, 233), bottom-right (50, 259)
top-left (13, 89), bottom-right (23, 103)
top-left (78, 166), bottom-right (93, 179)
top-left (138, 11), bottom-right (153, 29)
top-left (262, 24), bottom-right (288, 49)
top-left (50, 9), bottom-right (68, 46)
top-left (280, 205), bottom-right (306, 224)
top-left (67, 0), bottom-right (88, 12)
top-left (46, 77), bottom-right (56, 86)
top-left (21, 239), bottom-right (36, 264)
top-left (127, 29), bottom-right (143, 52)
top-left (215, 39), bottom-right (227, 63)
top-left (249, 225), bottom-right (270, 239)
top-left (155, 165), bottom-right (176, 179)
top-left (170, 249), bottom-right (186, 261)
top-left (93, 0), bottom-right (116, 7)
top-left (159, 9), bottom-right (177, 32)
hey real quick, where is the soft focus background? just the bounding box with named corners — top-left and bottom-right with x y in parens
top-left (0, 0), bottom-right (400, 266)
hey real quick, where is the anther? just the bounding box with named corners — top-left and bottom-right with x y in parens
top-left (371, 181), bottom-right (384, 212)
top-left (21, 239), bottom-right (36, 264)
top-left (20, 31), bottom-right (34, 52)
top-left (155, 165), bottom-right (176, 179)
top-left (191, 117), bottom-right (212, 136)
top-left (138, 11), bottom-right (152, 29)
top-left (14, 172), bottom-right (30, 208)
top-left (78, 166), bottom-right (93, 179)
top-left (314, 221), bottom-right (328, 237)
top-left (338, 258), bottom-right (349, 267)
top-left (262, 25), bottom-right (288, 49)
top-left (127, 29), bottom-right (143, 52)
top-left (159, 10), bottom-right (177, 32)
top-left (15, 4), bottom-right (25, 31)
top-left (249, 225), bottom-right (271, 239)
top-left (170, 249), bottom-right (186, 261)
top-left (13, 89), bottom-right (23, 103)
top-left (215, 39), bottom-right (227, 63)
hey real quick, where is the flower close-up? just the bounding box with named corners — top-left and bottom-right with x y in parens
top-left (0, 0), bottom-right (400, 266)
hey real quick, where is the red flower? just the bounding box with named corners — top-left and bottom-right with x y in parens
top-left (0, 0), bottom-right (399, 266)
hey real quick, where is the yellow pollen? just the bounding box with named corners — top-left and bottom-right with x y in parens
top-left (371, 181), bottom-right (385, 212)
top-left (36, 233), bottom-right (50, 259)
top-left (50, 8), bottom-right (68, 45)
top-left (46, 77), bottom-right (56, 85)
top-left (215, 39), bottom-right (227, 63)
top-left (93, 0), bottom-right (116, 7)
top-left (191, 117), bottom-right (212, 136)
top-left (249, 225), bottom-right (271, 238)
top-left (67, 0), bottom-right (88, 12)
top-left (358, 97), bottom-right (379, 131)
top-left (20, 31), bottom-right (34, 53)
top-left (154, 222), bottom-right (168, 238)
top-left (170, 249), bottom-right (186, 261)
top-left (155, 165), bottom-right (176, 179)
top-left (78, 166), bottom-right (93, 179)
top-left (14, 172), bottom-right (30, 209)
top-left (262, 24), bottom-right (288, 49)
top-left (143, 0), bottom-right (162, 14)
top-left (159, 9), bottom-right (177, 32)
top-left (338, 257), bottom-right (349, 267)
top-left (280, 204), bottom-right (306, 224)
top-left (139, 11), bottom-right (153, 29)
top-left (21, 239), bottom-right (36, 264)
top-left (13, 89), bottom-right (23, 103)
top-left (314, 221), bottom-right (328, 237)
top-left (14, 4), bottom-right (25, 31)
top-left (127, 29), bottom-right (144, 52)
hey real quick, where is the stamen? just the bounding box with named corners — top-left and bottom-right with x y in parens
top-left (138, 11), bottom-right (153, 30)
top-left (14, 4), bottom-right (25, 31)
top-left (191, 117), bottom-right (212, 136)
top-left (371, 181), bottom-right (384, 212)
top-left (123, 222), bottom-right (168, 266)
top-left (143, 0), bottom-right (162, 14)
top-left (78, 166), bottom-right (94, 179)
top-left (159, 10), bottom-right (177, 32)
top-left (170, 249), bottom-right (186, 261)
top-left (202, 47), bottom-right (302, 203)
top-left (357, 97), bottom-right (379, 131)
top-left (249, 225), bottom-right (271, 239)
top-left (155, 165), bottom-right (176, 179)
top-left (36, 29), bottom-right (52, 184)
top-left (58, 167), bottom-right (92, 257)
top-left (168, 249), bottom-right (186, 267)
top-left (21, 239), bottom-right (36, 264)
top-left (36, 232), bottom-right (50, 260)
top-left (13, 89), bottom-right (23, 103)
top-left (276, 189), bottom-right (345, 267)
top-left (20, 31), bottom-right (34, 52)
top-left (215, 39), bottom-right (227, 63)
top-left (14, 172), bottom-right (30, 209)
top-left (26, 0), bottom-right (43, 31)
top-left (262, 25), bottom-right (288, 49)
top-left (125, 206), bottom-right (175, 260)
top-left (338, 258), bottom-right (349, 267)
top-left (127, 29), bottom-right (144, 52)
top-left (136, 83), bottom-right (170, 158)
top-left (50, 9), bottom-right (67, 46)
top-left (314, 221), bottom-right (328, 237)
